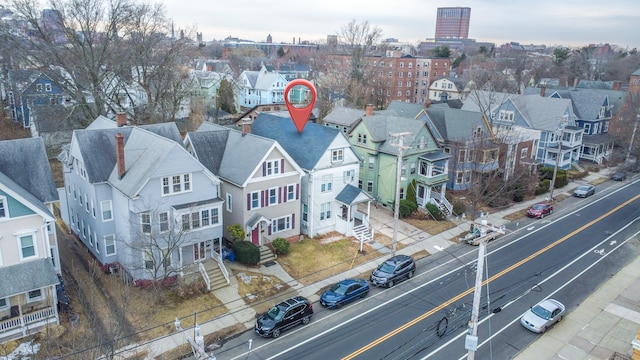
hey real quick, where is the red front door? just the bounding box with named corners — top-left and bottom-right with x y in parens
top-left (251, 226), bottom-right (259, 245)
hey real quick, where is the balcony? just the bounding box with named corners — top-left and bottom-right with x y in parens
top-left (418, 164), bottom-right (448, 185)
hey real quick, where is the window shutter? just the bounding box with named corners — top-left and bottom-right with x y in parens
top-left (296, 184), bottom-right (300, 199)
top-left (261, 190), bottom-right (266, 207)
top-left (268, 224), bottom-right (272, 235)
top-left (247, 194), bottom-right (251, 210)
top-left (281, 159), bottom-right (285, 173)
top-left (292, 213), bottom-right (295, 229)
top-left (279, 187), bottom-right (282, 203)
top-left (262, 162), bottom-right (266, 176)
top-left (282, 186), bottom-right (286, 203)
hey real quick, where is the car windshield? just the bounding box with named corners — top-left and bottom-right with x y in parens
top-left (531, 204), bottom-right (546, 210)
top-left (531, 304), bottom-right (551, 320)
top-left (330, 283), bottom-right (349, 295)
top-left (378, 262), bottom-right (396, 273)
top-left (266, 305), bottom-right (285, 321)
top-left (577, 186), bottom-right (589, 191)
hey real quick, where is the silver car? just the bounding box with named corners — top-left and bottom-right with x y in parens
top-left (573, 184), bottom-right (595, 198)
top-left (520, 298), bottom-right (565, 333)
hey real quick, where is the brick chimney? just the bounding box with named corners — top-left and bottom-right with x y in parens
top-left (116, 133), bottom-right (125, 179)
top-left (540, 86), bottom-right (546, 97)
top-left (613, 80), bottom-right (622, 91)
top-left (573, 77), bottom-right (579, 88)
top-left (365, 104), bottom-right (374, 116)
top-left (116, 112), bottom-right (127, 127)
top-left (241, 117), bottom-right (252, 136)
top-left (424, 99), bottom-right (432, 108)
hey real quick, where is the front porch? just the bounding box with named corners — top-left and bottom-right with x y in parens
top-left (0, 306), bottom-right (58, 343)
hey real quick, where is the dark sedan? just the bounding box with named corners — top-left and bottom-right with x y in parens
top-left (320, 278), bottom-right (370, 309)
top-left (527, 203), bottom-right (553, 219)
top-left (611, 172), bottom-right (626, 181)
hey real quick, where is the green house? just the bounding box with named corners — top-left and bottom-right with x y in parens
top-left (348, 113), bottom-right (452, 215)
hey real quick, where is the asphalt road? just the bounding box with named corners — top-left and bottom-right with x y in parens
top-left (218, 179), bottom-right (640, 360)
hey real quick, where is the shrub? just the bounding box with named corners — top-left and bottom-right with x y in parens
top-left (272, 238), bottom-right (290, 255)
top-left (233, 240), bottom-right (260, 265)
top-left (535, 179), bottom-right (550, 195)
top-left (425, 203), bottom-right (445, 221)
top-left (452, 200), bottom-right (466, 217)
top-left (399, 199), bottom-right (417, 218)
top-left (226, 224), bottom-right (246, 242)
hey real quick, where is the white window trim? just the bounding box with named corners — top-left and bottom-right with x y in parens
top-left (0, 195), bottom-right (7, 219)
top-left (16, 230), bottom-right (38, 261)
top-left (26, 288), bottom-right (44, 303)
top-left (250, 191), bottom-right (261, 210)
top-left (105, 234), bottom-right (116, 256)
top-left (268, 187), bottom-right (278, 206)
top-left (101, 200), bottom-right (113, 222)
top-left (0, 297), bottom-right (9, 311)
top-left (226, 193), bottom-right (232, 212)
top-left (271, 215), bottom-right (292, 233)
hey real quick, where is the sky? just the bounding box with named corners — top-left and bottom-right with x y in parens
top-left (161, 0), bottom-right (640, 50)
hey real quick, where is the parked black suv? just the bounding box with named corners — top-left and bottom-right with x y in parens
top-left (370, 255), bottom-right (416, 288)
top-left (255, 296), bottom-right (313, 338)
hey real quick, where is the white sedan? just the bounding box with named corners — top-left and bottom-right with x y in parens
top-left (520, 298), bottom-right (565, 333)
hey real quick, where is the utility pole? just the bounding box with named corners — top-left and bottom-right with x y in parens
top-left (389, 132), bottom-right (412, 258)
top-left (466, 239), bottom-right (486, 360)
top-left (625, 111), bottom-right (640, 164)
top-left (548, 120), bottom-right (566, 202)
top-left (175, 317), bottom-right (215, 360)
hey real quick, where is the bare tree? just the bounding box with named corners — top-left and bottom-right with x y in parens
top-left (3, 0), bottom-right (196, 124)
top-left (338, 19), bottom-right (382, 108)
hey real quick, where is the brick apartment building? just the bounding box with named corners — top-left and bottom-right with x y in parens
top-left (325, 53), bottom-right (451, 108)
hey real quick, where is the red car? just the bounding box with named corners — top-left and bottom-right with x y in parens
top-left (527, 203), bottom-right (553, 218)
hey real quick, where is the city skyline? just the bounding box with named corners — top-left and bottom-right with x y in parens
top-left (163, 0), bottom-right (640, 49)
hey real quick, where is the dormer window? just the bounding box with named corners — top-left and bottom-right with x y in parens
top-left (36, 84), bottom-right (43, 92)
top-left (45, 83), bottom-right (52, 92)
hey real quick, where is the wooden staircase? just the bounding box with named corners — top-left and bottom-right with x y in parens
top-left (259, 245), bottom-right (276, 265)
top-left (572, 161), bottom-right (586, 172)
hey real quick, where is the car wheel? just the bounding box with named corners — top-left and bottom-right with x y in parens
top-left (360, 290), bottom-right (369, 298)
top-left (387, 280), bottom-right (394, 288)
top-left (302, 316), bottom-right (310, 325)
top-left (540, 326), bottom-right (546, 333)
top-left (550, 209), bottom-right (553, 214)
top-left (540, 213), bottom-right (544, 219)
top-left (272, 329), bottom-right (281, 338)
top-left (407, 271), bottom-right (414, 279)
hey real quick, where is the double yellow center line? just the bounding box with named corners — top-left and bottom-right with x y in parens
top-left (343, 194), bottom-right (640, 359)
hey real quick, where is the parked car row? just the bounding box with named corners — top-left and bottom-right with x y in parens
top-left (255, 255), bottom-right (417, 338)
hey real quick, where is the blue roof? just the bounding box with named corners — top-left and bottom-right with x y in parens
top-left (251, 114), bottom-right (341, 170)
top-left (335, 184), bottom-right (362, 205)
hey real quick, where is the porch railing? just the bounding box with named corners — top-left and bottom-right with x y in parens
top-left (0, 307), bottom-right (57, 338)
top-left (213, 255), bottom-right (230, 286)
top-left (429, 192), bottom-right (453, 216)
top-left (198, 262), bottom-right (211, 291)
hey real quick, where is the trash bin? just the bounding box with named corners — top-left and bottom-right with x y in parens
top-left (228, 252), bottom-right (236, 262)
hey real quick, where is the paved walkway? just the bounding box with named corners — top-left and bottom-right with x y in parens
top-left (136, 168), bottom-right (640, 359)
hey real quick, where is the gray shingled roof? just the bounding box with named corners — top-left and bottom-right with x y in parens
top-left (0, 258), bottom-right (59, 298)
top-left (510, 95), bottom-right (575, 131)
top-left (422, 107), bottom-right (488, 144)
top-left (75, 122), bottom-right (183, 184)
top-left (251, 114), bottom-right (344, 170)
top-left (0, 137), bottom-right (58, 205)
top-left (189, 123), bottom-right (277, 186)
top-left (358, 114), bottom-right (427, 156)
top-left (385, 101), bottom-right (426, 119)
top-left (108, 128), bottom-right (187, 198)
top-left (323, 105), bottom-right (365, 127)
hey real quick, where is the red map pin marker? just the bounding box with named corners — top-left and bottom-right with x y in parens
top-left (284, 79), bottom-right (317, 133)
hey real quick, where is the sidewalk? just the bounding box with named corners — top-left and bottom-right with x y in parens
top-left (144, 168), bottom-right (640, 359)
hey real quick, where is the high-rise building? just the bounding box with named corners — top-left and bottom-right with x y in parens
top-left (435, 7), bottom-right (471, 39)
